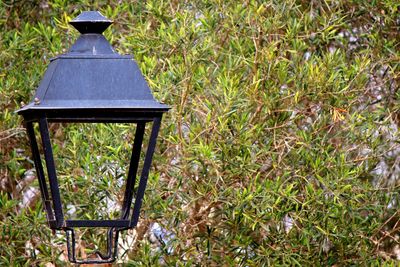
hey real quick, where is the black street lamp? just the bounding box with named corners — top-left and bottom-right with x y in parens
top-left (17, 11), bottom-right (169, 264)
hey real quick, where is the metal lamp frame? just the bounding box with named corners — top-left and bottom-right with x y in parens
top-left (17, 10), bottom-right (169, 264)
top-left (23, 111), bottom-right (163, 264)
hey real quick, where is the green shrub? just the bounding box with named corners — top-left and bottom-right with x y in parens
top-left (0, 0), bottom-right (399, 265)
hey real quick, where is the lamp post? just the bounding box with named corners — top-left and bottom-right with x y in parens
top-left (17, 11), bottom-right (169, 264)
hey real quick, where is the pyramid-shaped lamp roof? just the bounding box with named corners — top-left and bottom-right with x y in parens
top-left (17, 11), bottom-right (169, 121)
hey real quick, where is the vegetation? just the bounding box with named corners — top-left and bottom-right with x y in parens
top-left (0, 0), bottom-right (399, 265)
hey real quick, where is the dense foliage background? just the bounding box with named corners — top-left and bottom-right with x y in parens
top-left (0, 0), bottom-right (399, 265)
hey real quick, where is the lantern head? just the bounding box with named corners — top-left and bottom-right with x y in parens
top-left (17, 11), bottom-right (169, 264)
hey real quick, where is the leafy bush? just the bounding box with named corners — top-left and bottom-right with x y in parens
top-left (0, 0), bottom-right (399, 265)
